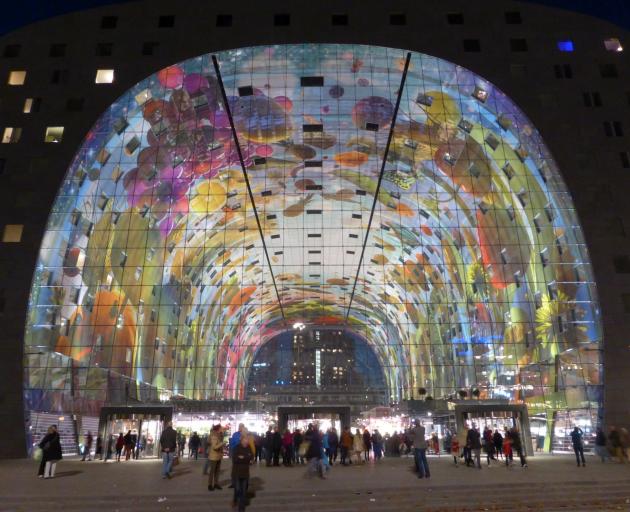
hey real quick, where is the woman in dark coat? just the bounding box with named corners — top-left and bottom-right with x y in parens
top-left (38, 425), bottom-right (63, 478)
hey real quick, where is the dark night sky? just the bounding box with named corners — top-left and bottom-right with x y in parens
top-left (1, 0), bottom-right (630, 35)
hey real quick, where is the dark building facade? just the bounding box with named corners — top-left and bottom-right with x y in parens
top-left (0, 0), bottom-right (629, 458)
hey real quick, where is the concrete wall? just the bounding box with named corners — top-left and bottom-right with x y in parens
top-left (1, 0), bottom-right (629, 457)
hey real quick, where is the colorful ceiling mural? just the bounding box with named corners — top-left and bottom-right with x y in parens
top-left (24, 44), bottom-right (602, 416)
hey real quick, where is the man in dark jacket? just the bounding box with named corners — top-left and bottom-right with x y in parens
top-left (38, 425), bottom-right (63, 478)
top-left (159, 421), bottom-right (178, 479)
top-left (570, 426), bottom-right (586, 467)
top-left (232, 435), bottom-right (253, 512)
top-left (327, 427), bottom-right (339, 465)
top-left (509, 427), bottom-right (528, 467)
top-left (272, 427), bottom-right (282, 466)
top-left (264, 427), bottom-right (274, 466)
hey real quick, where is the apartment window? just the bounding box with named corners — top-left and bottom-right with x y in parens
top-left (505, 11), bottom-right (522, 24)
top-left (389, 13), bottom-right (406, 25)
top-left (620, 151), bottom-right (630, 169)
top-left (463, 39), bottom-right (481, 52)
top-left (2, 127), bottom-right (21, 143)
top-left (0, 158), bottom-right (6, 175)
top-left (332, 14), bottom-right (348, 25)
top-left (2, 224), bottom-right (23, 243)
top-left (510, 38), bottom-right (528, 52)
top-left (158, 15), bottom-right (175, 28)
top-left (49, 43), bottom-right (66, 57)
top-left (66, 97), bottom-right (84, 112)
top-left (44, 126), bottom-right (64, 143)
top-left (142, 42), bottom-right (159, 56)
top-left (614, 255), bottom-right (630, 273)
top-left (604, 38), bottom-right (623, 52)
top-left (622, 293), bottom-right (630, 313)
top-left (101, 16), bottom-right (118, 29)
top-left (7, 70), bottom-right (26, 85)
top-left (95, 69), bottom-right (115, 84)
top-left (3, 44), bottom-right (21, 58)
top-left (510, 63), bottom-right (527, 77)
top-left (95, 43), bottom-right (113, 57)
top-left (216, 14), bottom-right (232, 27)
top-left (51, 69), bottom-right (69, 84)
top-left (600, 63), bottom-right (618, 78)
top-left (557, 40), bottom-right (574, 52)
top-left (554, 64), bottom-right (572, 79)
top-left (23, 97), bottom-right (42, 113)
top-left (274, 13), bottom-right (290, 26)
top-left (582, 91), bottom-right (602, 107)
top-left (446, 12), bottom-right (464, 24)
top-left (603, 121), bottom-right (623, 137)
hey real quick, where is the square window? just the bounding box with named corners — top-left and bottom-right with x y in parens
top-left (3, 44), bottom-right (21, 58)
top-left (1, 127), bottom-right (21, 143)
top-left (604, 38), bottom-right (623, 52)
top-left (447, 12), bottom-right (464, 24)
top-left (23, 97), bottom-right (41, 113)
top-left (49, 43), bottom-right (66, 57)
top-left (557, 40), bottom-right (574, 52)
top-left (332, 14), bottom-right (348, 25)
top-left (510, 38), bottom-right (528, 52)
top-left (95, 69), bottom-right (115, 84)
top-left (463, 39), bottom-right (481, 52)
top-left (505, 11), bottom-right (522, 24)
top-left (274, 13), bottom-right (290, 26)
top-left (2, 224), bottom-right (23, 243)
top-left (101, 15), bottom-right (118, 29)
top-left (7, 70), bottom-right (26, 85)
top-left (95, 43), bottom-right (113, 57)
top-left (158, 15), bottom-right (175, 28)
top-left (216, 14), bottom-right (232, 27)
top-left (390, 13), bottom-right (406, 25)
top-left (45, 126), bottom-right (64, 143)
top-left (600, 63), bottom-right (618, 78)
top-left (142, 41), bottom-right (159, 56)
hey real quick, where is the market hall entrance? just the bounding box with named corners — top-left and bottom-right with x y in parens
top-left (277, 406), bottom-right (351, 432)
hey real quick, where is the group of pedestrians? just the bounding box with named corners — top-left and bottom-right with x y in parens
top-left (452, 425), bottom-right (528, 469)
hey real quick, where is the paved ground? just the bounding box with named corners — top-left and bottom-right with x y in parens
top-left (1, 453), bottom-right (630, 511)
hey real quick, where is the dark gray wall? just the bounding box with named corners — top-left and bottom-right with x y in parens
top-left (1, 0), bottom-right (629, 458)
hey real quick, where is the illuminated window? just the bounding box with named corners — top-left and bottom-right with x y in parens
top-left (557, 40), bottom-right (574, 52)
top-left (44, 126), bottom-right (64, 143)
top-left (95, 69), bottom-right (115, 84)
top-left (2, 224), bottom-right (23, 243)
top-left (7, 70), bottom-right (26, 85)
top-left (23, 98), bottom-right (41, 113)
top-left (1, 127), bottom-right (21, 143)
top-left (604, 38), bottom-right (623, 52)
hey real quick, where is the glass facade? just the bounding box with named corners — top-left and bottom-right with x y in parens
top-left (24, 44), bottom-right (602, 428)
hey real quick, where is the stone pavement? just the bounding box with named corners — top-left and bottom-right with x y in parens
top-left (1, 453), bottom-right (630, 511)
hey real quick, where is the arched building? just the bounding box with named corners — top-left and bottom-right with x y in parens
top-left (0, 0), bottom-right (628, 458)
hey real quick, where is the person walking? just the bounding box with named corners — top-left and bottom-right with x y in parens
top-left (115, 433), bottom-right (124, 462)
top-left (410, 419), bottom-right (430, 479)
top-left (594, 427), bottom-right (609, 462)
top-left (466, 425), bottom-right (482, 469)
top-left (189, 431), bottom-right (201, 460)
top-left (37, 425), bottom-right (63, 478)
top-left (159, 421), bottom-right (177, 479)
top-left (232, 434), bottom-right (253, 512)
top-left (282, 429), bottom-right (294, 466)
top-left (353, 428), bottom-right (365, 464)
top-left (451, 433), bottom-right (460, 466)
top-left (271, 427), bottom-right (282, 467)
top-left (264, 426), bottom-right (273, 467)
top-left (493, 429), bottom-right (504, 460)
top-left (105, 434), bottom-right (114, 461)
top-left (340, 426), bottom-right (352, 465)
top-left (81, 431), bottom-right (93, 461)
top-left (328, 427), bottom-right (339, 465)
top-left (483, 427), bottom-right (494, 465)
top-left (293, 428), bottom-right (304, 465)
top-left (207, 424), bottom-right (224, 491)
top-left (305, 425), bottom-right (324, 478)
top-left (123, 430), bottom-right (133, 461)
top-left (95, 435), bottom-right (103, 460)
top-left (372, 429), bottom-right (383, 460)
top-left (570, 426), bottom-right (586, 467)
top-left (362, 428), bottom-right (372, 462)
top-left (509, 427), bottom-right (528, 468)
